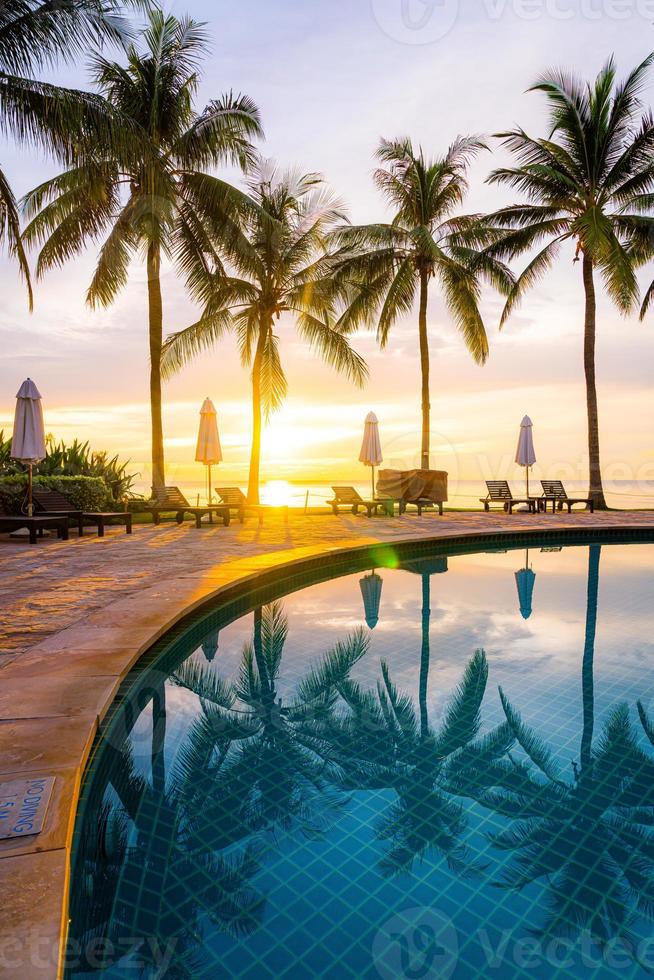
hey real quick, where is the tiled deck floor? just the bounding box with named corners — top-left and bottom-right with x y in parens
top-left (1, 508), bottom-right (653, 979)
top-left (2, 508), bottom-right (654, 664)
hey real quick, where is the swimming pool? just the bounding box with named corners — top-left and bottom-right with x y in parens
top-left (67, 537), bottom-right (654, 979)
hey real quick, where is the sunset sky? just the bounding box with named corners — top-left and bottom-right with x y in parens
top-left (1, 0), bottom-right (653, 497)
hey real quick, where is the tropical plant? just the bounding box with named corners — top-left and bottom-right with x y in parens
top-left (0, 0), bottom-right (136, 305)
top-left (161, 161), bottom-right (368, 503)
top-left (22, 9), bottom-right (263, 493)
top-left (331, 137), bottom-right (512, 469)
top-left (0, 430), bottom-right (137, 500)
top-left (484, 55), bottom-right (654, 509)
top-left (0, 474), bottom-right (110, 513)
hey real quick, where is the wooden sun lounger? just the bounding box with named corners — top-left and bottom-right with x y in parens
top-left (538, 480), bottom-right (595, 513)
top-left (480, 480), bottom-right (536, 514)
top-left (216, 488), bottom-right (288, 526)
top-left (216, 488), bottom-right (247, 523)
top-left (150, 487), bottom-right (230, 528)
top-left (329, 486), bottom-right (395, 518)
top-left (32, 488), bottom-right (132, 536)
top-left (0, 507), bottom-right (69, 544)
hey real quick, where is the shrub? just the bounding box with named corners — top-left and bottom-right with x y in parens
top-left (0, 476), bottom-right (112, 514)
top-left (0, 432), bottom-right (138, 502)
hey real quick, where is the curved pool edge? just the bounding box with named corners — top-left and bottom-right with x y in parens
top-left (2, 513), bottom-right (654, 979)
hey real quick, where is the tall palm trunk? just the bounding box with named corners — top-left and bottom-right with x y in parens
top-left (582, 254), bottom-right (607, 510)
top-left (580, 544), bottom-right (601, 771)
top-left (147, 242), bottom-right (166, 495)
top-left (247, 326), bottom-right (268, 505)
top-left (418, 269), bottom-right (431, 470)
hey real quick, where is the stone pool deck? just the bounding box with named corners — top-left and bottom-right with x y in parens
top-left (1, 508), bottom-right (653, 978)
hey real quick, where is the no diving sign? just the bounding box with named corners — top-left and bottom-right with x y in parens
top-left (0, 776), bottom-right (55, 840)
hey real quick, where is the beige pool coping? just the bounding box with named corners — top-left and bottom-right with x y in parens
top-left (1, 510), bottom-right (653, 978)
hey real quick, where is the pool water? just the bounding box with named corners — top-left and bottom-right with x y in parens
top-left (68, 539), bottom-right (654, 979)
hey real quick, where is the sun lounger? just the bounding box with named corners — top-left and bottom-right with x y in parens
top-left (150, 487), bottom-right (230, 528)
top-left (539, 480), bottom-right (595, 513)
top-left (32, 488), bottom-right (133, 536)
top-left (216, 488), bottom-right (288, 526)
top-left (216, 488), bottom-right (247, 522)
top-left (329, 486), bottom-right (395, 517)
top-left (480, 481), bottom-right (536, 514)
top-left (0, 506), bottom-right (69, 544)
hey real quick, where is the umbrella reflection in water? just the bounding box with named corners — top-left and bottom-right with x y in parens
top-left (201, 629), bottom-right (220, 663)
top-left (360, 571), bottom-right (383, 630)
top-left (515, 549), bottom-right (536, 620)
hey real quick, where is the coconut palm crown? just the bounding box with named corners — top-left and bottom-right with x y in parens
top-left (331, 136), bottom-right (513, 469)
top-left (21, 9), bottom-right (262, 493)
top-left (485, 54), bottom-right (654, 509)
top-left (161, 159), bottom-right (367, 503)
top-left (0, 0), bottom-right (135, 306)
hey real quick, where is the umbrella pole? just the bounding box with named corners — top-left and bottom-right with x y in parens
top-left (372, 465), bottom-right (375, 500)
top-left (28, 463), bottom-right (33, 517)
top-left (526, 466), bottom-right (530, 498)
top-left (208, 464), bottom-right (212, 505)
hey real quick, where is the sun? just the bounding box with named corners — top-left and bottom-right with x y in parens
top-left (261, 480), bottom-right (294, 507)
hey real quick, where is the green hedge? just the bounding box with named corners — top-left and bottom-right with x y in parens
top-left (0, 476), bottom-right (112, 515)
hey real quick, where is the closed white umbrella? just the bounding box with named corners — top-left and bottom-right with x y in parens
top-left (11, 378), bottom-right (46, 516)
top-left (359, 411), bottom-right (383, 498)
top-left (195, 398), bottom-right (222, 504)
top-left (515, 415), bottom-right (536, 497)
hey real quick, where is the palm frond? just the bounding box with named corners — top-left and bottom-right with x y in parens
top-left (0, 0), bottom-right (132, 77)
top-left (161, 310), bottom-right (234, 380)
top-left (0, 163), bottom-right (32, 307)
top-left (170, 659), bottom-right (236, 709)
top-left (294, 312), bottom-right (368, 387)
top-left (499, 688), bottom-right (560, 781)
top-left (293, 631), bottom-right (369, 708)
top-left (500, 238), bottom-right (563, 327)
top-left (259, 329), bottom-right (287, 418)
top-left (434, 650), bottom-right (488, 757)
top-left (638, 702), bottom-right (654, 749)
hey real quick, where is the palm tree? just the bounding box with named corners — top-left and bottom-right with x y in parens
top-left (0, 0), bottom-right (134, 306)
top-left (161, 161), bottom-right (367, 503)
top-left (22, 10), bottom-right (262, 493)
top-left (485, 55), bottom-right (654, 510)
top-left (332, 137), bottom-right (512, 469)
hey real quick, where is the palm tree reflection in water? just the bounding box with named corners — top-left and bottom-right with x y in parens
top-left (68, 557), bottom-right (654, 975)
top-left (455, 545), bottom-right (654, 958)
